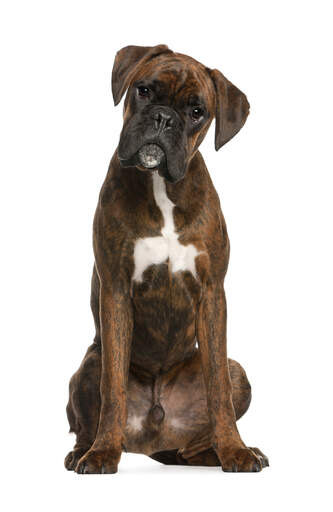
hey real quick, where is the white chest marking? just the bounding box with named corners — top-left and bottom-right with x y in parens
top-left (133, 174), bottom-right (201, 283)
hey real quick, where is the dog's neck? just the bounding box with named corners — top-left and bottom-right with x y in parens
top-left (111, 150), bottom-right (208, 216)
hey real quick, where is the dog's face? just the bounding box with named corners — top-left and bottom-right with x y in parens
top-left (112, 45), bottom-right (250, 183)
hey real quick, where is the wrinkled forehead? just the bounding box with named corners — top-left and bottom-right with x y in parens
top-left (133, 53), bottom-right (215, 111)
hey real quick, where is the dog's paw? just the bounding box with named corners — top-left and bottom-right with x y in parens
top-left (218, 446), bottom-right (269, 472)
top-left (64, 448), bottom-right (89, 471)
top-left (75, 448), bottom-right (120, 474)
top-left (248, 447), bottom-right (269, 469)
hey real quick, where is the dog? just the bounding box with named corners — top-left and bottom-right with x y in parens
top-left (65, 44), bottom-right (268, 474)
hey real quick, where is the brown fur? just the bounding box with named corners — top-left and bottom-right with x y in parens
top-left (65, 45), bottom-right (268, 474)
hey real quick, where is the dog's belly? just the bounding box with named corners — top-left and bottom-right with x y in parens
top-left (125, 349), bottom-right (209, 455)
top-left (131, 263), bottom-right (202, 374)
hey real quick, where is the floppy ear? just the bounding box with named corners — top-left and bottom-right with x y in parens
top-left (112, 44), bottom-right (171, 106)
top-left (209, 69), bottom-right (250, 151)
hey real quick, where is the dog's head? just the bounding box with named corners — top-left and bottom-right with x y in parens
top-left (112, 45), bottom-right (249, 183)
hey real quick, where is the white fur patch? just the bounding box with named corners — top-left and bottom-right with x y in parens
top-left (127, 415), bottom-right (144, 433)
top-left (133, 174), bottom-right (202, 282)
top-left (170, 417), bottom-right (185, 430)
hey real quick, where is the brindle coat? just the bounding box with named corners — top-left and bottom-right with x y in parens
top-left (65, 45), bottom-right (268, 474)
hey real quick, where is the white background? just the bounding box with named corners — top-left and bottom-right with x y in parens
top-left (1, 0), bottom-right (332, 510)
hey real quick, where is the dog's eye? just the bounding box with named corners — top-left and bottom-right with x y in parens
top-left (137, 86), bottom-right (150, 98)
top-left (191, 107), bottom-right (203, 121)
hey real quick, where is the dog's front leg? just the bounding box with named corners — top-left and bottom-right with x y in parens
top-left (197, 283), bottom-right (263, 472)
top-left (76, 285), bottom-right (133, 474)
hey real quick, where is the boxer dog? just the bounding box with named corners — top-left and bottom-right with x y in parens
top-left (65, 45), bottom-right (269, 474)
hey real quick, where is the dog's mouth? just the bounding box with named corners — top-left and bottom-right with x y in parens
top-left (118, 140), bottom-right (181, 182)
top-left (138, 143), bottom-right (165, 170)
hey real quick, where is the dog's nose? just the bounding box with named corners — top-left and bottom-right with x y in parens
top-left (153, 111), bottom-right (174, 131)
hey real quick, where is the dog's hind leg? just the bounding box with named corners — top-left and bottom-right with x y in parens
top-left (64, 342), bottom-right (101, 471)
top-left (65, 266), bottom-right (102, 470)
top-left (150, 428), bottom-right (221, 466)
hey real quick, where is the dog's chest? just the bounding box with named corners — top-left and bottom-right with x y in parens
top-left (132, 174), bottom-right (201, 283)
